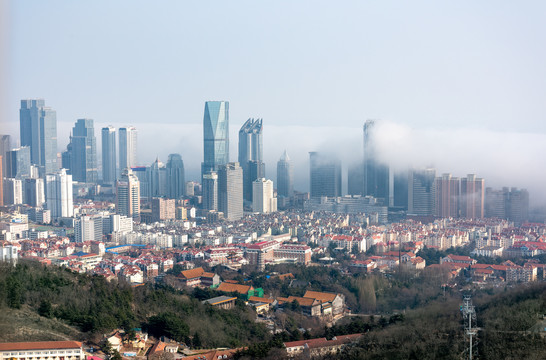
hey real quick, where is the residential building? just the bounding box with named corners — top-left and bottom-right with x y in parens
top-left (0, 341), bottom-right (84, 360)
top-left (0, 134), bottom-right (10, 177)
top-left (273, 244), bottom-right (312, 264)
top-left (3, 178), bottom-right (23, 205)
top-left (45, 169), bottom-right (74, 219)
top-left (252, 178), bottom-right (277, 213)
top-left (218, 162), bottom-right (243, 221)
top-left (435, 173), bottom-right (460, 218)
top-left (460, 174), bottom-right (485, 219)
top-left (151, 197), bottom-right (175, 222)
top-left (24, 178), bottom-right (45, 207)
top-left (74, 215), bottom-right (103, 242)
top-left (119, 126), bottom-right (137, 171)
top-left (116, 168), bottom-right (140, 221)
top-left (408, 168), bottom-right (436, 216)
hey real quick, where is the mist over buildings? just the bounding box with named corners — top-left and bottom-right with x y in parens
top-left (51, 118), bottom-right (546, 207)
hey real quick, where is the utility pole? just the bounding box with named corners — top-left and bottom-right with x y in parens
top-left (460, 295), bottom-right (478, 360)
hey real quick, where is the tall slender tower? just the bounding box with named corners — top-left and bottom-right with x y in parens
top-left (202, 172), bottom-right (218, 211)
top-left (408, 168), bottom-right (436, 216)
top-left (460, 174), bottom-right (484, 219)
top-left (119, 127), bottom-right (138, 171)
top-left (435, 173), bottom-right (460, 218)
top-left (0, 155), bottom-right (3, 206)
top-left (45, 168), bottom-right (73, 219)
top-left (363, 120), bottom-right (389, 203)
top-left (218, 162), bottom-right (243, 221)
top-left (116, 168), bottom-right (140, 221)
top-left (20, 99), bottom-right (58, 173)
top-left (166, 153), bottom-right (185, 199)
top-left (238, 118), bottom-right (264, 201)
top-left (70, 119), bottom-right (98, 183)
top-left (0, 135), bottom-right (11, 177)
top-left (202, 101), bottom-right (229, 176)
top-left (309, 152), bottom-right (342, 198)
top-left (101, 126), bottom-right (117, 184)
top-left (252, 178), bottom-right (276, 213)
top-left (277, 150), bottom-right (294, 197)
top-left (6, 146), bottom-right (31, 178)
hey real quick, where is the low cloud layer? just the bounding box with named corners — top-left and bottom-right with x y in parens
top-left (51, 120), bottom-right (546, 207)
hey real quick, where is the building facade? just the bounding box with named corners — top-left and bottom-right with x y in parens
top-left (119, 126), bottom-right (138, 171)
top-left (460, 174), bottom-right (485, 219)
top-left (408, 168), bottom-right (436, 216)
top-left (101, 126), bottom-right (117, 184)
top-left (116, 168), bottom-right (140, 221)
top-left (70, 119), bottom-right (98, 183)
top-left (238, 118), bottom-right (264, 201)
top-left (252, 178), bottom-right (277, 213)
top-left (202, 101), bottom-right (229, 176)
top-left (166, 153), bottom-right (185, 199)
top-left (435, 173), bottom-right (460, 218)
top-left (218, 162), bottom-right (243, 221)
top-left (309, 152), bottom-right (341, 198)
top-left (363, 120), bottom-right (389, 203)
top-left (277, 150), bottom-right (294, 198)
top-left (45, 169), bottom-right (74, 219)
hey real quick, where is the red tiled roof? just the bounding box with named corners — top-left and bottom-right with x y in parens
top-left (0, 341), bottom-right (82, 351)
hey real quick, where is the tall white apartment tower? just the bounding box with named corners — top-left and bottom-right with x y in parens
top-left (116, 168), bottom-right (140, 221)
top-left (45, 168), bottom-right (74, 219)
top-left (252, 178), bottom-right (277, 213)
top-left (119, 127), bottom-right (137, 171)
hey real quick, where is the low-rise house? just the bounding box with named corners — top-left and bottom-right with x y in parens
top-left (440, 254), bottom-right (477, 266)
top-left (284, 334), bottom-right (363, 358)
top-left (303, 290), bottom-right (345, 316)
top-left (202, 296), bottom-right (237, 310)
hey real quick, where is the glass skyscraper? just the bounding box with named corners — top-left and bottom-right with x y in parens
top-left (166, 153), bottom-right (185, 199)
top-left (276, 150), bottom-right (294, 198)
top-left (20, 99), bottom-right (58, 174)
top-left (70, 119), bottom-right (98, 183)
top-left (363, 120), bottom-right (389, 203)
top-left (238, 118), bottom-right (264, 201)
top-left (309, 152), bottom-right (342, 198)
top-left (202, 101), bottom-right (229, 176)
top-left (101, 126), bottom-right (117, 184)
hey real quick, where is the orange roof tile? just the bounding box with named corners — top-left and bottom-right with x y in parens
top-left (0, 341), bottom-right (82, 351)
top-left (303, 290), bottom-right (337, 302)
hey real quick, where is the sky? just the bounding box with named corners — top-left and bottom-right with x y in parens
top-left (2, 1), bottom-right (546, 205)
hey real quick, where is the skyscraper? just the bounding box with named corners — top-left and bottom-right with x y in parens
top-left (6, 146), bottom-right (31, 178)
top-left (238, 118), bottom-right (264, 201)
top-left (45, 168), bottom-right (74, 219)
top-left (119, 126), bottom-right (138, 171)
top-left (363, 120), bottom-right (389, 203)
top-left (20, 99), bottom-right (58, 173)
top-left (252, 178), bottom-right (277, 213)
top-left (347, 162), bottom-right (364, 196)
top-left (0, 155), bottom-right (3, 206)
top-left (101, 126), bottom-right (117, 184)
top-left (277, 150), bottom-right (294, 198)
top-left (202, 172), bottom-right (218, 211)
top-left (460, 174), bottom-right (484, 219)
top-left (507, 188), bottom-right (529, 225)
top-left (24, 178), bottom-right (45, 207)
top-left (202, 101), bottom-right (229, 176)
top-left (218, 162), bottom-right (243, 221)
top-left (149, 157), bottom-right (168, 199)
top-left (0, 135), bottom-right (11, 177)
top-left (116, 168), bottom-right (140, 221)
top-left (309, 152), bottom-right (342, 198)
top-left (3, 178), bottom-right (23, 205)
top-left (70, 119), bottom-right (98, 183)
top-left (408, 168), bottom-right (436, 216)
top-left (434, 173), bottom-right (460, 218)
top-left (166, 153), bottom-right (185, 199)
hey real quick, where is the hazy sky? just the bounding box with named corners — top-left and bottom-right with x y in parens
top-left (2, 1), bottom-right (546, 204)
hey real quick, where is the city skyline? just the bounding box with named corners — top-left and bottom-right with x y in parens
top-left (1, 2), bottom-right (545, 206)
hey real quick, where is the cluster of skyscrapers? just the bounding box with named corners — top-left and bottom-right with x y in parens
top-left (0, 98), bottom-right (531, 227)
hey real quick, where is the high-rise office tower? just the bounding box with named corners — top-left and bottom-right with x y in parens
top-left (434, 173), bottom-right (460, 218)
top-left (0, 155), bottom-right (3, 206)
top-left (116, 168), bottom-right (140, 221)
top-left (45, 168), bottom-right (74, 219)
top-left (6, 146), bottom-right (31, 178)
top-left (149, 157), bottom-right (168, 199)
top-left (277, 150), bottom-right (294, 198)
top-left (20, 99), bottom-right (58, 173)
top-left (69, 119), bottom-right (98, 183)
top-left (119, 126), bottom-right (138, 171)
top-left (460, 174), bottom-right (484, 219)
top-left (166, 153), bottom-right (185, 199)
top-left (3, 178), bottom-right (23, 205)
top-left (252, 178), bottom-right (277, 213)
top-left (363, 120), bottom-right (389, 203)
top-left (101, 126), bottom-right (117, 184)
top-left (485, 187), bottom-right (508, 219)
top-left (393, 170), bottom-right (409, 210)
top-left (0, 135), bottom-right (11, 176)
top-left (24, 178), bottom-right (45, 207)
top-left (408, 168), bottom-right (436, 216)
top-left (202, 101), bottom-right (229, 176)
top-left (309, 152), bottom-right (342, 198)
top-left (218, 162), bottom-right (243, 221)
top-left (347, 161), bottom-right (364, 196)
top-left (238, 118), bottom-right (264, 201)
top-left (202, 172), bottom-right (218, 211)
